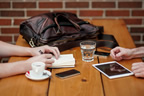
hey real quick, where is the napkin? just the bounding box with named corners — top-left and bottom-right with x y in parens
top-left (51, 54), bottom-right (75, 68)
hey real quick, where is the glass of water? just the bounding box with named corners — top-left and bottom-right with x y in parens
top-left (80, 40), bottom-right (96, 62)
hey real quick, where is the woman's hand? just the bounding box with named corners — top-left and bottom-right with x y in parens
top-left (24, 54), bottom-right (55, 71)
top-left (29, 45), bottom-right (60, 59)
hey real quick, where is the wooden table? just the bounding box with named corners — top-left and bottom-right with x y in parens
top-left (0, 19), bottom-right (144, 96)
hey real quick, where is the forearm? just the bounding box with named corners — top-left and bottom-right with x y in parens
top-left (0, 61), bottom-right (30, 78)
top-left (130, 47), bottom-right (144, 58)
top-left (0, 41), bottom-right (32, 57)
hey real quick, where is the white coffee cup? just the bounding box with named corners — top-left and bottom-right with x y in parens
top-left (31, 62), bottom-right (46, 77)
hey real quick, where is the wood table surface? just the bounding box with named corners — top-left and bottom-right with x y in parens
top-left (0, 19), bottom-right (143, 96)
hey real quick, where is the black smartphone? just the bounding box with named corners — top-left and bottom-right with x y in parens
top-left (55, 69), bottom-right (80, 79)
top-left (95, 51), bottom-right (110, 56)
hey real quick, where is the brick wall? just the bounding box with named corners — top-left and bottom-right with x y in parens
top-left (0, 0), bottom-right (144, 47)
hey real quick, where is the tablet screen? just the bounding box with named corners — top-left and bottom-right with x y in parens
top-left (93, 61), bottom-right (133, 79)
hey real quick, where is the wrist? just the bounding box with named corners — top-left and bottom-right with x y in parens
top-left (24, 47), bottom-right (33, 56)
top-left (130, 47), bottom-right (144, 58)
top-left (129, 48), bottom-right (136, 59)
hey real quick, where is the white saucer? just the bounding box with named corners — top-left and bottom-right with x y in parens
top-left (25, 70), bottom-right (51, 81)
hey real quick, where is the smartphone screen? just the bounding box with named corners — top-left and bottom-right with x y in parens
top-left (95, 51), bottom-right (110, 56)
top-left (55, 69), bottom-right (80, 79)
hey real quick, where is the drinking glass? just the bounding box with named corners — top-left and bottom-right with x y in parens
top-left (80, 40), bottom-right (96, 62)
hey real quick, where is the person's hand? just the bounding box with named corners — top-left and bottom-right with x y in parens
top-left (29, 45), bottom-right (60, 59)
top-left (24, 54), bottom-right (54, 71)
top-left (110, 47), bottom-right (133, 61)
top-left (132, 62), bottom-right (144, 78)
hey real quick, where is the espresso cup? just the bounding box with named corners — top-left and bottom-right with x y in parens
top-left (31, 62), bottom-right (46, 77)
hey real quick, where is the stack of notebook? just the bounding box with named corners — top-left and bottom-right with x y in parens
top-left (51, 54), bottom-right (75, 68)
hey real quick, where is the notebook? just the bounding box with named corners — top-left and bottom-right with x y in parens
top-left (51, 54), bottom-right (75, 68)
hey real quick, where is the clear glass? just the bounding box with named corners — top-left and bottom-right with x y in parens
top-left (80, 40), bottom-right (96, 62)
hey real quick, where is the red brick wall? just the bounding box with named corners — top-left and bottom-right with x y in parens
top-left (0, 0), bottom-right (144, 47)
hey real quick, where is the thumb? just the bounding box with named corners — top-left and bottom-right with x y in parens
top-left (116, 52), bottom-right (123, 58)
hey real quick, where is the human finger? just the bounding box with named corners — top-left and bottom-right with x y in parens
top-left (110, 47), bottom-right (122, 59)
top-left (42, 54), bottom-right (53, 59)
top-left (110, 51), bottom-right (123, 61)
top-left (45, 59), bottom-right (55, 68)
top-left (115, 57), bottom-right (123, 61)
top-left (132, 62), bottom-right (144, 71)
top-left (45, 64), bottom-right (53, 68)
top-left (134, 72), bottom-right (144, 78)
top-left (132, 64), bottom-right (144, 78)
top-left (42, 45), bottom-right (60, 59)
top-left (53, 47), bottom-right (60, 55)
top-left (110, 50), bottom-right (116, 59)
top-left (48, 47), bottom-right (60, 59)
top-left (115, 47), bottom-right (126, 58)
top-left (110, 47), bottom-right (119, 59)
top-left (51, 47), bottom-right (60, 58)
top-left (132, 67), bottom-right (143, 74)
top-left (45, 58), bottom-right (54, 64)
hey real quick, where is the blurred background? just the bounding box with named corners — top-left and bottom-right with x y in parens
top-left (0, 0), bottom-right (144, 62)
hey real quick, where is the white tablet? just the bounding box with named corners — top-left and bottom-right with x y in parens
top-left (92, 61), bottom-right (133, 79)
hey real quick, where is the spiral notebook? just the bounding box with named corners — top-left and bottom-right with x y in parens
top-left (51, 54), bottom-right (75, 68)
